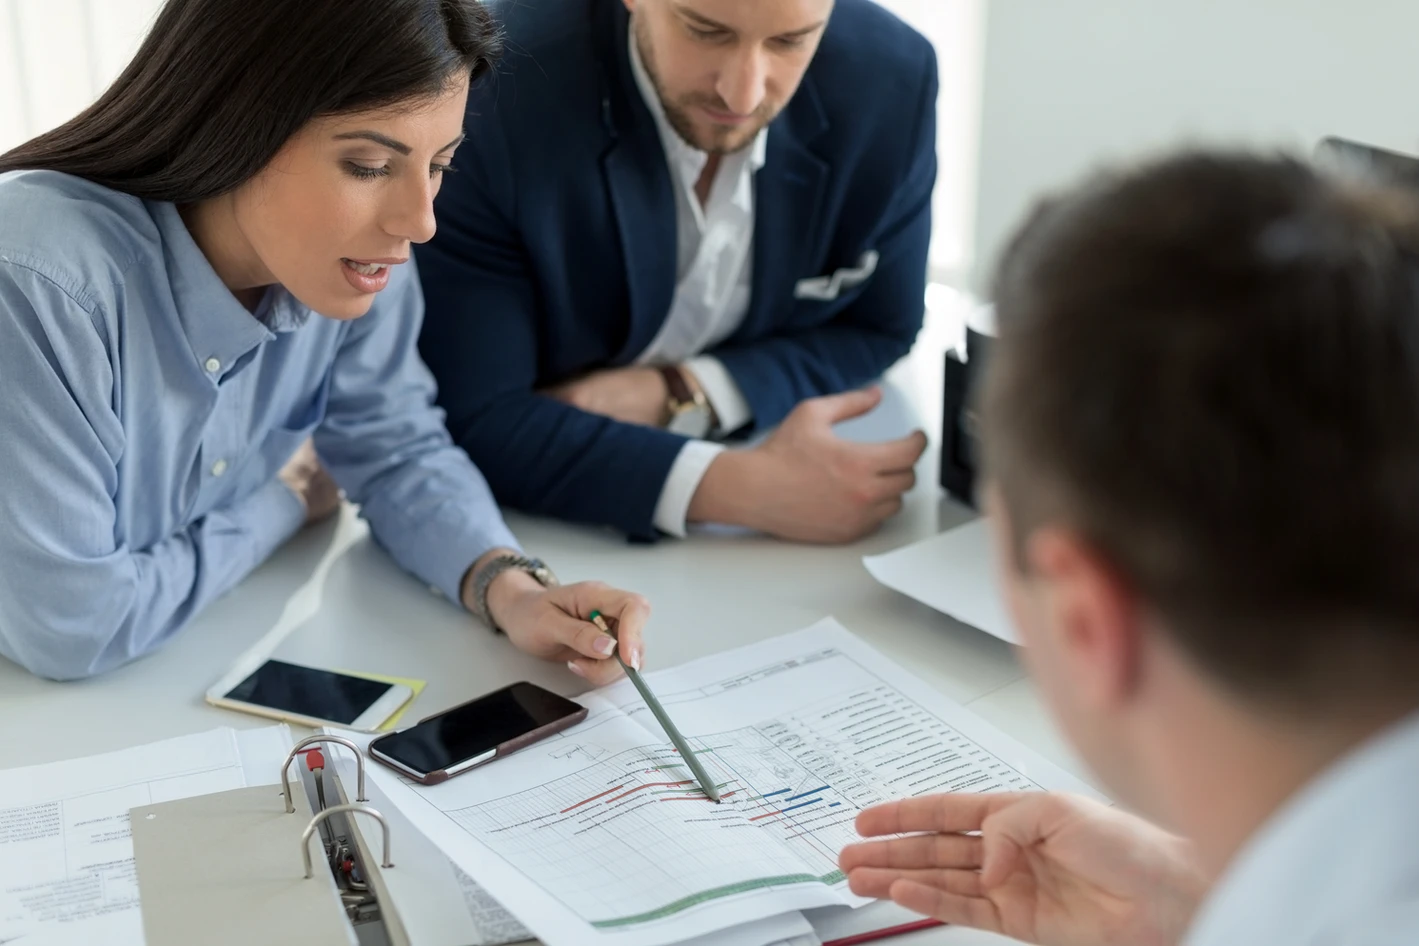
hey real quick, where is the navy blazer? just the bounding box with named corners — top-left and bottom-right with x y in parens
top-left (417, 0), bottom-right (939, 540)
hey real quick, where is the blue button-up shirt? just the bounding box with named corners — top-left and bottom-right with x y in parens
top-left (0, 170), bottom-right (519, 680)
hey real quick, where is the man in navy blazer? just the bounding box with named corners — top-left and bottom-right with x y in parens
top-left (418, 0), bottom-right (938, 543)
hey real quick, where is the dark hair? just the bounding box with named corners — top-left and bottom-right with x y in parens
top-left (982, 151), bottom-right (1419, 709)
top-left (0, 0), bottom-right (502, 202)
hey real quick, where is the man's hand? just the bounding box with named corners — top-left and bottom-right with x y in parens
top-left (278, 438), bottom-right (341, 524)
top-left (689, 388), bottom-right (927, 543)
top-left (469, 564), bottom-right (652, 687)
top-left (544, 367), bottom-right (670, 428)
top-left (840, 792), bottom-right (1207, 946)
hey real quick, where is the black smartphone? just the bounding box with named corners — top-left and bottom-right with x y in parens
top-left (368, 682), bottom-right (587, 785)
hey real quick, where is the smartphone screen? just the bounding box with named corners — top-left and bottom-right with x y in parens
top-left (372, 682), bottom-right (584, 775)
top-left (224, 660), bottom-right (393, 725)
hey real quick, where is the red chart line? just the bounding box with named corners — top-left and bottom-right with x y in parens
top-left (657, 790), bottom-right (740, 802)
top-left (748, 810), bottom-right (784, 822)
top-left (605, 780), bottom-right (695, 804)
top-left (560, 784), bottom-right (626, 814)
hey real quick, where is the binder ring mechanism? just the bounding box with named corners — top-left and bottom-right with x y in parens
top-left (302, 804), bottom-right (393, 878)
top-left (280, 735), bottom-right (368, 813)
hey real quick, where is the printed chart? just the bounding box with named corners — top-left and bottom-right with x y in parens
top-left (445, 649), bottom-right (1040, 928)
top-left (361, 620), bottom-right (1101, 946)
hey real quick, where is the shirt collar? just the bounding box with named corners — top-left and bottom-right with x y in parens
top-left (627, 21), bottom-right (768, 189)
top-left (1183, 709), bottom-right (1419, 946)
top-left (147, 200), bottom-right (312, 375)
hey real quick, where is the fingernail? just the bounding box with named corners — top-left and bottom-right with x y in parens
top-left (567, 661), bottom-right (586, 677)
top-left (595, 636), bottom-right (617, 656)
top-left (629, 647), bottom-right (642, 672)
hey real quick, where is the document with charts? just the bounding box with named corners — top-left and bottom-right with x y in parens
top-left (0, 726), bottom-right (293, 946)
top-left (357, 618), bottom-right (1104, 946)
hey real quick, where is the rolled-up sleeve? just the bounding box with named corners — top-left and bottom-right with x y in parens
top-left (313, 260), bottom-right (520, 604)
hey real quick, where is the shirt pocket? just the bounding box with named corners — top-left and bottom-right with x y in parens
top-left (231, 368), bottom-right (335, 503)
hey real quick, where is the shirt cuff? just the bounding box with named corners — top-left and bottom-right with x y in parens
top-left (652, 440), bottom-right (727, 538)
top-left (686, 355), bottom-right (753, 437)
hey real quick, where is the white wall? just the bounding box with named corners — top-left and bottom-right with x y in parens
top-left (876, 0), bottom-right (984, 282)
top-left (0, 0), bottom-right (164, 152)
top-left (971, 0), bottom-right (1419, 291)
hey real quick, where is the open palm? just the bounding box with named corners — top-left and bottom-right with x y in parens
top-left (841, 792), bottom-right (1207, 946)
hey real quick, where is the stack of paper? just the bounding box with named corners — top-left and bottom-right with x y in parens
top-left (0, 726), bottom-right (293, 945)
top-left (863, 519), bottom-right (1018, 644)
top-left (340, 618), bottom-right (1099, 946)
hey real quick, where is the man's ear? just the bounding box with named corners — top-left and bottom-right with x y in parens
top-left (1025, 528), bottom-right (1144, 711)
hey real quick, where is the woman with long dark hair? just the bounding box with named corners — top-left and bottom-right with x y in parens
top-left (0, 0), bottom-right (650, 681)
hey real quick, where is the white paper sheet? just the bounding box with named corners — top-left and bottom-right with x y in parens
top-left (671, 912), bottom-right (816, 946)
top-left (809, 901), bottom-right (1029, 945)
top-left (453, 864), bottom-right (817, 946)
top-left (351, 619), bottom-right (1100, 946)
top-left (863, 519), bottom-right (1019, 644)
top-left (0, 726), bottom-right (293, 946)
top-left (329, 740), bottom-right (814, 946)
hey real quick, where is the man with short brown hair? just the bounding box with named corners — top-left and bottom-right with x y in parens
top-left (842, 152), bottom-right (1419, 945)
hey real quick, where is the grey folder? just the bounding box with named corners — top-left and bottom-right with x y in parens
top-left (130, 736), bottom-right (392, 946)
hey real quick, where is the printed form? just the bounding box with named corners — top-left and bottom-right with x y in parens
top-left (353, 618), bottom-right (1104, 946)
top-left (0, 727), bottom-right (292, 946)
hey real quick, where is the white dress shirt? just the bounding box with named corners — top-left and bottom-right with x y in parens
top-left (1183, 710), bottom-right (1419, 946)
top-left (628, 27), bottom-right (768, 537)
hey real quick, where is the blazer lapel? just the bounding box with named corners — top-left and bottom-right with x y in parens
top-left (601, 138), bottom-right (678, 363)
top-left (597, 0), bottom-right (677, 364)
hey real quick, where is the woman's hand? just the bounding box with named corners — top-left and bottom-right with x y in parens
top-left (484, 570), bottom-right (650, 686)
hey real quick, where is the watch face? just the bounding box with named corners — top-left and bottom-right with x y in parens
top-left (667, 406), bottom-right (712, 439)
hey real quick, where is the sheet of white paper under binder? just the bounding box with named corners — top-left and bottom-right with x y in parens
top-left (863, 518), bottom-right (1019, 644)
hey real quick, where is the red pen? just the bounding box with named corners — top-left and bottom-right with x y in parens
top-left (823, 918), bottom-right (944, 946)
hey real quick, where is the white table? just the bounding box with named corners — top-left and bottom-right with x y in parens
top-left (0, 308), bottom-right (1092, 945)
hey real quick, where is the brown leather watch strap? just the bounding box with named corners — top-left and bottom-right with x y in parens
top-left (659, 365), bottom-right (698, 408)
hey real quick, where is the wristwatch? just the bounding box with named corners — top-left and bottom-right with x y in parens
top-left (660, 365), bottom-right (713, 439)
top-left (471, 554), bottom-right (559, 633)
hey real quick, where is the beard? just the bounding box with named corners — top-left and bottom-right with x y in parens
top-left (634, 17), bottom-right (778, 155)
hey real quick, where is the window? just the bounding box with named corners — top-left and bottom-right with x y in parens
top-left (872, 0), bottom-right (984, 286)
top-left (0, 0), bottom-right (163, 154)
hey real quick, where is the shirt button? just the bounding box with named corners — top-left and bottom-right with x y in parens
top-left (210, 459), bottom-right (228, 477)
top-left (204, 357), bottom-right (221, 373)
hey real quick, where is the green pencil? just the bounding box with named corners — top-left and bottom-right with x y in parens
top-left (589, 610), bottom-right (721, 803)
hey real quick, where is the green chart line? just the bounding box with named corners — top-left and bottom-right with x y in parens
top-left (590, 871), bottom-right (847, 929)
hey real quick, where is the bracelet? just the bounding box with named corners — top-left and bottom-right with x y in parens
top-left (471, 554), bottom-right (559, 633)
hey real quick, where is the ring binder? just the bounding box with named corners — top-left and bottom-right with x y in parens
top-left (131, 742), bottom-right (357, 946)
top-left (283, 734), bottom-right (368, 811)
top-left (303, 804), bottom-right (394, 878)
top-left (325, 750), bottom-right (490, 946)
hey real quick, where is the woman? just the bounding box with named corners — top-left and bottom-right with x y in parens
top-left (0, 0), bottom-right (648, 681)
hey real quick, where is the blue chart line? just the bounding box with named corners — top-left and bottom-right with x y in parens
top-left (749, 782), bottom-right (838, 822)
top-left (781, 797), bottom-right (823, 814)
top-left (786, 785), bottom-right (830, 802)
